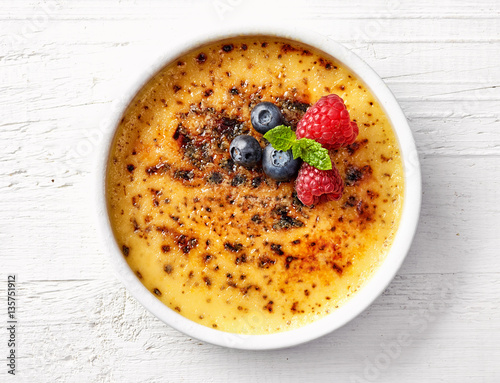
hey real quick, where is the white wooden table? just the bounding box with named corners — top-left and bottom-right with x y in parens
top-left (1, 1), bottom-right (499, 381)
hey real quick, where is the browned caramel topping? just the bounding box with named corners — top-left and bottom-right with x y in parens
top-left (106, 36), bottom-right (404, 334)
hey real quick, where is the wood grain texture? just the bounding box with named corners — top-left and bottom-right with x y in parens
top-left (0, 0), bottom-right (499, 381)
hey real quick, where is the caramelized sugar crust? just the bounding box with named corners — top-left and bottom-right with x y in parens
top-left (106, 37), bottom-right (404, 334)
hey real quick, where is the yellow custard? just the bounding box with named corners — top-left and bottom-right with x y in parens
top-left (106, 36), bottom-right (404, 334)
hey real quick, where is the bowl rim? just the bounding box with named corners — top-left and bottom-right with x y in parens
top-left (95, 26), bottom-right (421, 350)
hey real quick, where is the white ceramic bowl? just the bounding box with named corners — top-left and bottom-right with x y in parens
top-left (96, 27), bottom-right (421, 350)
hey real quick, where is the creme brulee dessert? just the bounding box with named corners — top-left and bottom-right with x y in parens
top-left (106, 36), bottom-right (404, 334)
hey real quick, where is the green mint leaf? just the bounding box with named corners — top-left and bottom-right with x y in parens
top-left (263, 125), bottom-right (332, 171)
top-left (292, 138), bottom-right (332, 170)
top-left (263, 125), bottom-right (296, 151)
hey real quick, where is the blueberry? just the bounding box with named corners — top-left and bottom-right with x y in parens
top-left (251, 102), bottom-right (284, 134)
top-left (262, 144), bottom-right (301, 181)
top-left (230, 135), bottom-right (262, 167)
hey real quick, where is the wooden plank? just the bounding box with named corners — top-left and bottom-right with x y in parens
top-left (7, 271), bottom-right (500, 382)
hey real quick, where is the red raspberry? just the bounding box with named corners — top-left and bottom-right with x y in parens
top-left (296, 94), bottom-right (359, 149)
top-left (295, 163), bottom-right (344, 206)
